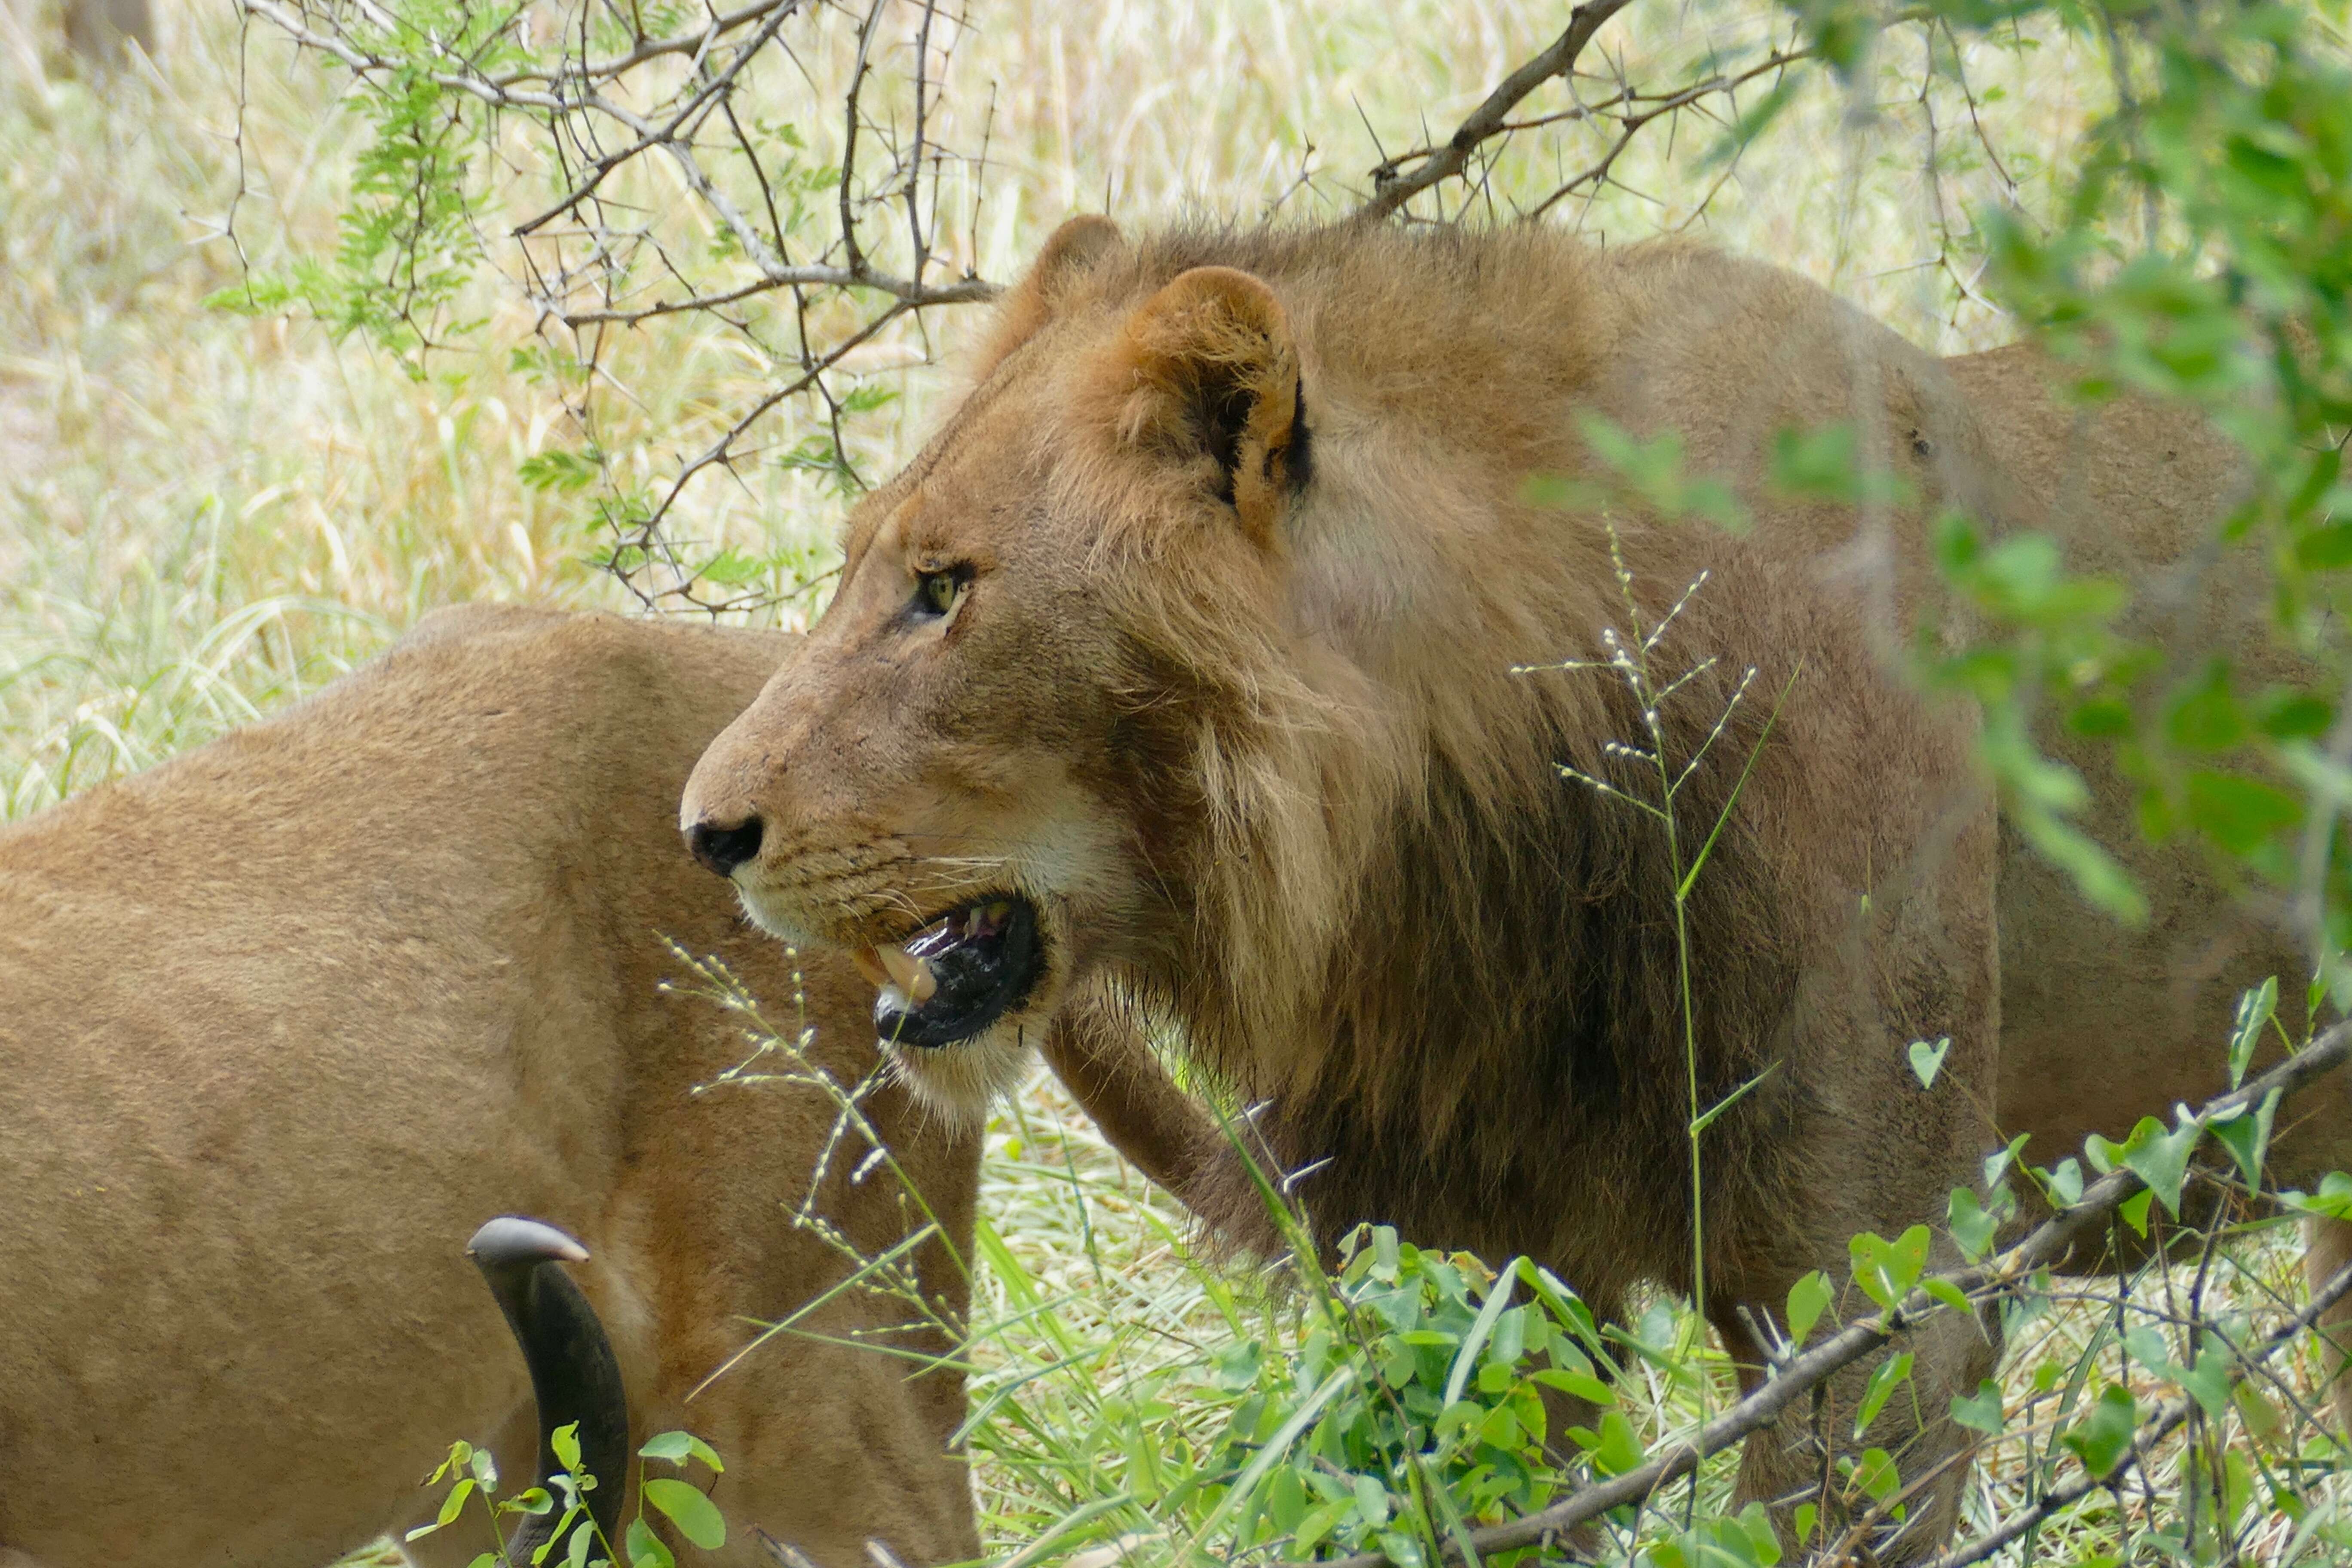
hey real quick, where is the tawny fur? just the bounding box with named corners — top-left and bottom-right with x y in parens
top-left (0, 607), bottom-right (979, 1568)
top-left (685, 221), bottom-right (2336, 1557)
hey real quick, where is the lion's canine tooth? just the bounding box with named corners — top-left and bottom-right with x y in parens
top-left (851, 947), bottom-right (890, 989)
top-left (876, 943), bottom-right (938, 1004)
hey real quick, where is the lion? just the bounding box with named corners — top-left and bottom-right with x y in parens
top-left (680, 219), bottom-right (2334, 1559)
top-left (0, 606), bottom-right (985, 1568)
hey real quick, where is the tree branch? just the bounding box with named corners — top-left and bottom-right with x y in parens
top-left (1357, 0), bottom-right (1637, 222)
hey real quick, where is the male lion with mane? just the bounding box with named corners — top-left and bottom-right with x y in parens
top-left (682, 220), bottom-right (2336, 1559)
top-left (0, 606), bottom-right (980, 1568)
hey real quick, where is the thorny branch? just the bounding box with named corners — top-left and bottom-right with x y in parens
top-left (1321, 1020), bottom-right (2352, 1568)
top-left (235, 0), bottom-right (997, 610)
top-left (1359, 0), bottom-right (1638, 221)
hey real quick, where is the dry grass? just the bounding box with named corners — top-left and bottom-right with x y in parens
top-left (14, 3), bottom-right (2330, 1565)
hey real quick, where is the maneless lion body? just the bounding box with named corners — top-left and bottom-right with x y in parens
top-left (0, 606), bottom-right (979, 1568)
top-left (682, 220), bottom-right (2331, 1558)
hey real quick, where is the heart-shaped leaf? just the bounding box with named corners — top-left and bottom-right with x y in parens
top-left (1949, 1379), bottom-right (2005, 1435)
top-left (2061, 1383), bottom-right (2138, 1479)
top-left (1948, 1188), bottom-right (1999, 1262)
top-left (2119, 1113), bottom-right (2203, 1218)
top-left (2210, 1089), bottom-right (2280, 1189)
top-left (1908, 1036), bottom-right (1952, 1089)
top-left (1849, 1226), bottom-right (1930, 1313)
top-left (2180, 1334), bottom-right (2233, 1421)
top-left (2043, 1157), bottom-right (2084, 1208)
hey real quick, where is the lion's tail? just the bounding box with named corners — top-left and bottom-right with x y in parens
top-left (466, 1216), bottom-right (633, 1564)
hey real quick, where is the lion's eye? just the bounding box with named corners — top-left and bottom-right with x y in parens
top-left (916, 570), bottom-right (962, 617)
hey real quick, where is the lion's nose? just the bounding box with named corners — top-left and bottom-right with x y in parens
top-left (687, 815), bottom-right (765, 878)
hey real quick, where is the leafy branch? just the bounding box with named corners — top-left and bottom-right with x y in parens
top-left (1322, 1019), bottom-right (2352, 1567)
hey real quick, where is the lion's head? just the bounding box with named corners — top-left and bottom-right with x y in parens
top-left (682, 218), bottom-right (1406, 1118)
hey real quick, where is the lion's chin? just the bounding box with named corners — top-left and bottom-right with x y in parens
top-left (884, 1023), bottom-right (1039, 1129)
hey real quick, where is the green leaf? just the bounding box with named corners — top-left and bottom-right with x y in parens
top-left (2117, 1189), bottom-right (2156, 1235)
top-left (643, 1480), bottom-right (726, 1550)
top-left (1922, 1277), bottom-right (1972, 1314)
top-left (2120, 1114), bottom-right (2204, 1217)
top-left (1947, 1188), bottom-right (1999, 1262)
top-left (2287, 1173), bottom-right (2352, 1222)
top-left (625, 1516), bottom-right (675, 1568)
top-left (1854, 1351), bottom-right (1915, 1437)
top-left (2180, 1336), bottom-right (2233, 1422)
top-left (2295, 521), bottom-right (2352, 569)
top-left (2123, 1324), bottom-right (2174, 1378)
top-left (1442, 1262), bottom-right (1522, 1408)
top-left (1983, 1133), bottom-right (2030, 1192)
top-left (1585, 1408), bottom-right (1645, 1477)
top-left (1785, 1271), bottom-right (1835, 1345)
top-left (2043, 1157), bottom-right (2084, 1207)
top-left (2211, 1090), bottom-right (2281, 1189)
top-left (2062, 1384), bottom-right (2138, 1479)
top-left (2184, 771), bottom-right (2300, 856)
top-left (1950, 1379), bottom-right (2005, 1435)
top-left (1532, 1368), bottom-right (1616, 1406)
top-left (1907, 1036), bottom-right (1951, 1090)
top-left (2165, 665), bottom-right (2249, 752)
top-left (1848, 1225), bottom-right (1931, 1312)
top-left (469, 1446), bottom-right (500, 1491)
top-left (1850, 1448), bottom-right (1900, 1504)
top-left (638, 1431), bottom-right (726, 1475)
top-left (1736, 1499), bottom-right (1785, 1567)
top-left (407, 1478), bottom-right (475, 1539)
top-left (696, 549), bottom-right (770, 588)
top-left (550, 1422), bottom-right (582, 1474)
top-left (2229, 977), bottom-right (2278, 1089)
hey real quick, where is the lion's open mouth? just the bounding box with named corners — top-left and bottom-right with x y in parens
top-left (860, 895), bottom-right (1044, 1049)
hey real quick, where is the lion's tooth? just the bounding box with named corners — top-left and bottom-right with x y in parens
top-left (851, 947), bottom-right (890, 989)
top-left (876, 943), bottom-right (939, 1004)
top-left (876, 943), bottom-right (919, 990)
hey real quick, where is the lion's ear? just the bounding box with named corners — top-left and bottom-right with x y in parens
top-left (971, 216), bottom-right (1127, 378)
top-left (1112, 265), bottom-right (1312, 546)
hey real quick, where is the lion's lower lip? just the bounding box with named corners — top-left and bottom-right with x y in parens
top-left (873, 895), bottom-right (1043, 1048)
